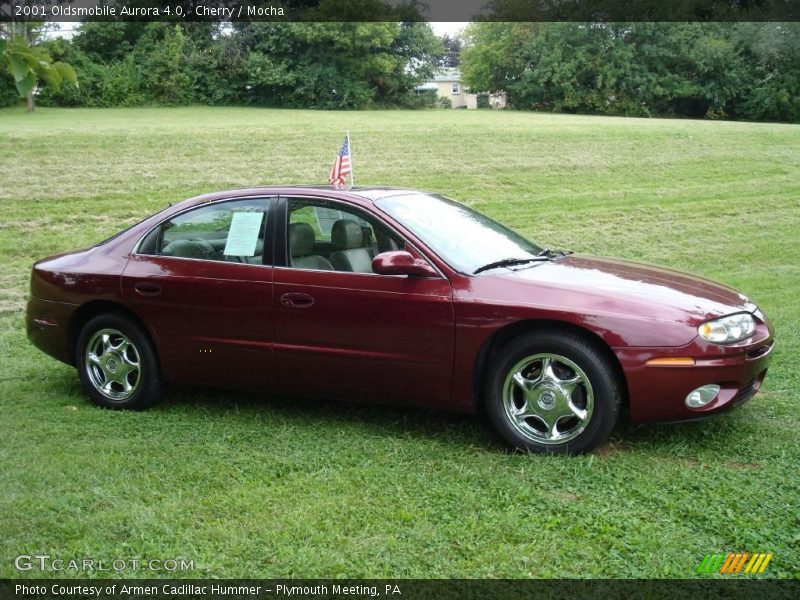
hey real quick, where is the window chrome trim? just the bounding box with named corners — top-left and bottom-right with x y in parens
top-left (273, 265), bottom-right (441, 280)
top-left (131, 194), bottom-right (277, 265)
top-left (131, 253), bottom-right (275, 270)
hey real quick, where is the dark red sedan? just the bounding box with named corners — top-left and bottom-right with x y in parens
top-left (26, 186), bottom-right (774, 453)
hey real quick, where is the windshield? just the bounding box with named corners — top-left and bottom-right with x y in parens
top-left (375, 193), bottom-right (542, 274)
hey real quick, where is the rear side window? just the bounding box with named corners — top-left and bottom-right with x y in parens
top-left (139, 198), bottom-right (271, 265)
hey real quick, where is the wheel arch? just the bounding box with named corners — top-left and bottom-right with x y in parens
top-left (68, 300), bottom-right (159, 367)
top-left (471, 319), bottom-right (629, 412)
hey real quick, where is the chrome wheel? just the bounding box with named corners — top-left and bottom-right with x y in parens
top-left (84, 328), bottom-right (142, 401)
top-left (502, 353), bottom-right (594, 445)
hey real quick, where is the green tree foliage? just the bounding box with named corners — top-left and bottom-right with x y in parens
top-left (37, 35), bottom-right (145, 107)
top-left (231, 22), bottom-right (441, 109)
top-left (0, 70), bottom-right (19, 108)
top-left (73, 22), bottom-right (150, 63)
top-left (462, 22), bottom-right (800, 122)
top-left (25, 20), bottom-right (797, 122)
top-left (461, 23), bottom-right (534, 96)
top-left (438, 34), bottom-right (463, 68)
top-left (0, 35), bottom-right (77, 111)
top-left (734, 23), bottom-right (800, 122)
top-left (135, 24), bottom-right (196, 105)
top-left (36, 21), bottom-right (442, 110)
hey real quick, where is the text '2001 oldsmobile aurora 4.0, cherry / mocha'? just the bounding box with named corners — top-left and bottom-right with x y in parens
top-left (27, 186), bottom-right (774, 453)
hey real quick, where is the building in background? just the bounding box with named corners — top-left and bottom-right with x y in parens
top-left (416, 68), bottom-right (506, 109)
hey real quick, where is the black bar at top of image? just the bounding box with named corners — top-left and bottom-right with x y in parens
top-left (0, 0), bottom-right (799, 23)
top-left (2, 579), bottom-right (800, 600)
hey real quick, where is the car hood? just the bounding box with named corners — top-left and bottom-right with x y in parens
top-left (486, 254), bottom-right (752, 324)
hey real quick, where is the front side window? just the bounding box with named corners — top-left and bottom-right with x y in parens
top-left (452, 83), bottom-right (460, 94)
top-left (376, 193), bottom-right (542, 274)
top-left (287, 198), bottom-right (403, 273)
top-left (141, 198), bottom-right (270, 265)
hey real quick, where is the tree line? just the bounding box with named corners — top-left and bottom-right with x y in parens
top-left (2, 21), bottom-right (799, 122)
top-left (462, 22), bottom-right (800, 122)
top-left (1, 22), bottom-right (445, 110)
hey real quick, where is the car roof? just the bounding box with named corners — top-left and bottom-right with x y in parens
top-left (348, 187), bottom-right (425, 201)
top-left (181, 185), bottom-right (427, 207)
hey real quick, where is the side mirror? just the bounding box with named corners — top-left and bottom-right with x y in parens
top-left (372, 251), bottom-right (438, 278)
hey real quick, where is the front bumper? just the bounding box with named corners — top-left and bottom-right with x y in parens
top-left (616, 328), bottom-right (774, 423)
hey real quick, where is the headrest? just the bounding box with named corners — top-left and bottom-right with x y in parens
top-left (375, 228), bottom-right (400, 252)
top-left (331, 219), bottom-right (364, 250)
top-left (289, 222), bottom-right (315, 257)
top-left (163, 239), bottom-right (213, 259)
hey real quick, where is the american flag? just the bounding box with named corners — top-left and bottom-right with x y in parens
top-left (329, 135), bottom-right (352, 188)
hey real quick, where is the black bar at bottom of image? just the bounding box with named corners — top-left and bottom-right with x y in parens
top-left (2, 579), bottom-right (800, 600)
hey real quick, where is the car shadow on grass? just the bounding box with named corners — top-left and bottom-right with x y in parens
top-left (53, 367), bottom-right (755, 457)
top-left (160, 385), bottom-right (501, 451)
top-left (608, 408), bottom-right (759, 458)
top-left (138, 385), bottom-right (751, 457)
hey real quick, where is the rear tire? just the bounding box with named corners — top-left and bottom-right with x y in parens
top-left (484, 330), bottom-right (620, 454)
top-left (75, 312), bottom-right (164, 410)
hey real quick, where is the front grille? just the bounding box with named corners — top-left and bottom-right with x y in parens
top-left (732, 379), bottom-right (758, 405)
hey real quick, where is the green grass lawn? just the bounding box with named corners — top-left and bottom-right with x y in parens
top-left (0, 106), bottom-right (798, 579)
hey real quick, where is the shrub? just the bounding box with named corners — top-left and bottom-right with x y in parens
top-left (400, 89), bottom-right (438, 108)
top-left (437, 96), bottom-right (452, 109)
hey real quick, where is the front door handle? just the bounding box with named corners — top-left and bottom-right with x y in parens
top-left (134, 282), bottom-right (162, 297)
top-left (280, 292), bottom-right (315, 309)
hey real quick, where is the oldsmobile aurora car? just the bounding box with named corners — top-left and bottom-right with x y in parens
top-left (27, 186), bottom-right (774, 453)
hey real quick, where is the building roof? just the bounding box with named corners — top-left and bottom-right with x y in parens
top-left (430, 68), bottom-right (462, 83)
top-left (415, 82), bottom-right (439, 91)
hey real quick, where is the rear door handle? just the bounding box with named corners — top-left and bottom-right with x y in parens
top-left (280, 292), bottom-right (314, 309)
top-left (134, 282), bottom-right (162, 297)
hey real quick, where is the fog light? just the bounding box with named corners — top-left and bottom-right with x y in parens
top-left (685, 384), bottom-right (721, 408)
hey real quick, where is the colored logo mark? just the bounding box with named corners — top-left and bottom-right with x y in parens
top-left (696, 553), bottom-right (773, 575)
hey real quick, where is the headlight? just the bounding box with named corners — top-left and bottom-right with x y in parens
top-left (698, 313), bottom-right (756, 344)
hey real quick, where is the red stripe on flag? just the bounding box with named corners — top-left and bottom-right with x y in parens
top-left (329, 136), bottom-right (352, 187)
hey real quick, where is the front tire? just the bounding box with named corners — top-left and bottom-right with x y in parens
top-left (485, 330), bottom-right (621, 454)
top-left (75, 312), bottom-right (164, 410)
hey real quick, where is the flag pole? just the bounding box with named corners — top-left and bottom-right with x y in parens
top-left (346, 130), bottom-right (354, 189)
